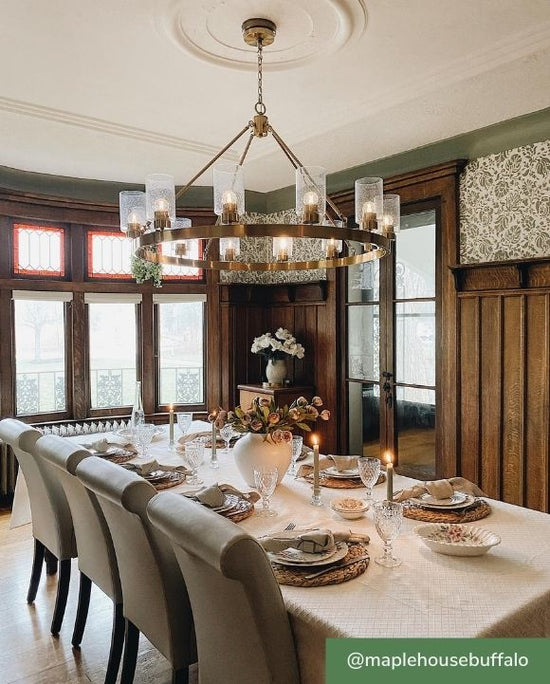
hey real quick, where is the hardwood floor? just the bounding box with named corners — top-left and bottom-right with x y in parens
top-left (0, 510), bottom-right (196, 683)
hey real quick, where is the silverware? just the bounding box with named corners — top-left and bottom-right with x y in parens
top-left (304, 554), bottom-right (369, 580)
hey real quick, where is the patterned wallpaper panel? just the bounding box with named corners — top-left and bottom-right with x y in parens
top-left (219, 210), bottom-right (326, 284)
top-left (460, 140), bottom-right (550, 263)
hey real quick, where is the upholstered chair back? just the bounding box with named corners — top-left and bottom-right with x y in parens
top-left (0, 418), bottom-right (75, 559)
top-left (36, 435), bottom-right (121, 602)
top-left (147, 492), bottom-right (300, 684)
top-left (76, 456), bottom-right (195, 669)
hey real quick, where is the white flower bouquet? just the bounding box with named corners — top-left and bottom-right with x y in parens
top-left (250, 328), bottom-right (305, 361)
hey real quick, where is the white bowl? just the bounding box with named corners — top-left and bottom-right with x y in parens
top-left (414, 524), bottom-right (501, 557)
top-left (331, 497), bottom-right (369, 520)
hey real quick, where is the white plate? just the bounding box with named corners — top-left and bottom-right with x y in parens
top-left (410, 493), bottom-right (475, 510)
top-left (269, 541), bottom-right (349, 567)
top-left (415, 524), bottom-right (501, 556)
top-left (322, 467), bottom-right (361, 479)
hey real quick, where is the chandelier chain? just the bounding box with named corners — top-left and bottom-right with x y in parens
top-left (255, 38), bottom-right (266, 115)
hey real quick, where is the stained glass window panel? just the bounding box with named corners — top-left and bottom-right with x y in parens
top-left (87, 231), bottom-right (133, 278)
top-left (13, 224), bottom-right (64, 276)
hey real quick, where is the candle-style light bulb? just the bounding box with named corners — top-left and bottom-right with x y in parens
top-left (153, 197), bottom-right (170, 229)
top-left (303, 190), bottom-right (320, 224)
top-left (126, 210), bottom-right (143, 238)
top-left (277, 237), bottom-right (289, 262)
top-left (224, 238), bottom-right (236, 261)
top-left (361, 201), bottom-right (377, 230)
top-left (221, 190), bottom-right (238, 224)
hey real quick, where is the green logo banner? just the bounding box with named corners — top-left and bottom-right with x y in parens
top-left (326, 638), bottom-right (549, 684)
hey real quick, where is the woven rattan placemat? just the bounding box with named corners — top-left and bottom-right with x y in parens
top-left (153, 471), bottom-right (187, 490)
top-left (100, 450), bottom-right (136, 465)
top-left (302, 469), bottom-right (386, 489)
top-left (272, 542), bottom-right (369, 587)
top-left (403, 498), bottom-right (491, 523)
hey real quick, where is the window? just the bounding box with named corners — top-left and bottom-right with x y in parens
top-left (13, 224), bottom-right (65, 276)
top-left (87, 230), bottom-right (133, 279)
top-left (86, 293), bottom-right (140, 409)
top-left (160, 240), bottom-right (204, 281)
top-left (155, 294), bottom-right (205, 405)
top-left (13, 291), bottom-right (71, 415)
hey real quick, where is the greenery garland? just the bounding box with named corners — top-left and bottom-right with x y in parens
top-left (131, 255), bottom-right (163, 288)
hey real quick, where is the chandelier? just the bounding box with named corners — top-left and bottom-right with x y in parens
top-left (119, 19), bottom-right (400, 272)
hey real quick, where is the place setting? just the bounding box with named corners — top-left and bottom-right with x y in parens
top-left (393, 477), bottom-right (491, 523)
top-left (81, 435), bottom-right (136, 464)
top-left (297, 453), bottom-right (387, 490)
top-left (259, 527), bottom-right (371, 587)
top-left (181, 482), bottom-right (261, 523)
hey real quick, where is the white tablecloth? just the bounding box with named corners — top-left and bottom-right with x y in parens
top-left (11, 423), bottom-right (550, 683)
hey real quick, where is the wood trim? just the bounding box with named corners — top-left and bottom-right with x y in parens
top-left (0, 290), bottom-right (15, 416)
top-left (219, 281), bottom-right (328, 305)
top-left (451, 257), bottom-right (550, 292)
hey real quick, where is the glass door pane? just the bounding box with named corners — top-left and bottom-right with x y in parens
top-left (395, 386), bottom-right (435, 478)
top-left (348, 382), bottom-right (380, 457)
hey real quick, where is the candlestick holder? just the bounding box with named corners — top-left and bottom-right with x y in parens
top-left (310, 486), bottom-right (323, 507)
top-left (210, 449), bottom-right (219, 469)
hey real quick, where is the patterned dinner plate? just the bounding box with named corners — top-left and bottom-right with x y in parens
top-left (268, 541), bottom-right (348, 567)
top-left (410, 493), bottom-right (475, 510)
top-left (142, 470), bottom-right (176, 483)
top-left (322, 467), bottom-right (361, 480)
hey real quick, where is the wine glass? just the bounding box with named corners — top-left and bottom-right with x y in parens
top-left (176, 412), bottom-right (193, 436)
top-left (357, 457), bottom-right (381, 502)
top-left (219, 424), bottom-right (234, 453)
top-left (288, 435), bottom-right (303, 475)
top-left (373, 500), bottom-right (403, 567)
top-left (136, 423), bottom-right (157, 459)
top-left (253, 465), bottom-right (278, 517)
top-left (183, 441), bottom-right (205, 485)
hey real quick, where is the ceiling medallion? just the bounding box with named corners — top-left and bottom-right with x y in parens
top-left (120, 18), bottom-right (399, 272)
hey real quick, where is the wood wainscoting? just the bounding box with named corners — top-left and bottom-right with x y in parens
top-left (452, 257), bottom-right (550, 512)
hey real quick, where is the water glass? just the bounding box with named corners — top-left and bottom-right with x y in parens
top-left (183, 441), bottom-right (205, 485)
top-left (289, 435), bottom-right (303, 475)
top-left (136, 423), bottom-right (157, 459)
top-left (253, 465), bottom-right (278, 517)
top-left (176, 412), bottom-right (193, 436)
top-left (357, 457), bottom-right (381, 502)
top-left (219, 424), bottom-right (234, 453)
top-left (373, 500), bottom-right (403, 567)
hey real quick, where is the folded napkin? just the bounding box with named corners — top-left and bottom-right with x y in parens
top-left (259, 528), bottom-right (369, 554)
top-left (106, 433), bottom-right (133, 447)
top-left (124, 460), bottom-right (189, 477)
top-left (394, 477), bottom-right (485, 503)
top-left (185, 483), bottom-right (261, 508)
top-left (88, 437), bottom-right (110, 453)
top-left (296, 456), bottom-right (333, 479)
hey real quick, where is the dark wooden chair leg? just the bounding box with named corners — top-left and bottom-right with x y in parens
top-left (50, 558), bottom-right (71, 636)
top-left (172, 668), bottom-right (189, 684)
top-left (44, 549), bottom-right (58, 575)
top-left (71, 572), bottom-right (92, 648)
top-left (104, 602), bottom-right (125, 684)
top-left (120, 620), bottom-right (139, 684)
top-left (27, 538), bottom-right (45, 603)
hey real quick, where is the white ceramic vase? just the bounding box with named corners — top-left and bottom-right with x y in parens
top-left (233, 433), bottom-right (292, 487)
top-left (265, 358), bottom-right (287, 386)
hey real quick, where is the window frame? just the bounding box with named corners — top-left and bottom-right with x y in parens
top-left (154, 295), bottom-right (207, 413)
top-left (11, 222), bottom-right (70, 280)
top-left (86, 227), bottom-right (134, 281)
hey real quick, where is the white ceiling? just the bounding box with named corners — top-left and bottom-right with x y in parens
top-left (1, 0), bottom-right (549, 193)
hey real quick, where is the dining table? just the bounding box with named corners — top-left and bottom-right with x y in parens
top-left (10, 421), bottom-right (550, 684)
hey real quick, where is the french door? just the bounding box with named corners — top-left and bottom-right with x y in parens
top-left (346, 203), bottom-right (438, 478)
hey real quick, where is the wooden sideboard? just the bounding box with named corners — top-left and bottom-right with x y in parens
top-left (237, 384), bottom-right (314, 411)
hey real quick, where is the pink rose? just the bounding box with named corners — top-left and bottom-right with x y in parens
top-left (288, 408), bottom-right (300, 421)
top-left (268, 413), bottom-right (280, 424)
top-left (271, 429), bottom-right (284, 443)
top-left (251, 420), bottom-right (264, 432)
top-left (307, 406), bottom-right (319, 418)
top-left (296, 396), bottom-right (308, 407)
top-left (311, 396), bottom-right (323, 407)
top-left (282, 430), bottom-right (293, 443)
top-left (320, 410), bottom-right (330, 420)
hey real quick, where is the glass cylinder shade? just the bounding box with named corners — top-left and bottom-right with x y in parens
top-left (119, 191), bottom-right (146, 237)
top-left (145, 174), bottom-right (175, 230)
top-left (296, 166), bottom-right (326, 224)
top-left (273, 237), bottom-right (293, 262)
top-left (213, 162), bottom-right (244, 224)
top-left (355, 177), bottom-right (383, 230)
top-left (172, 218), bottom-right (195, 257)
top-left (220, 237), bottom-right (240, 261)
top-left (381, 194), bottom-right (400, 234)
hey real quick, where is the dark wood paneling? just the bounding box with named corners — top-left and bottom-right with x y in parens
top-left (459, 297), bottom-right (480, 483)
top-left (452, 257), bottom-right (550, 292)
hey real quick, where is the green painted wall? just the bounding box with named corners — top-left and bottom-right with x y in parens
top-left (1, 107), bottom-right (549, 212)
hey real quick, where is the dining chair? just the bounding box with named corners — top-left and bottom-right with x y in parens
top-left (0, 418), bottom-right (76, 635)
top-left (36, 435), bottom-right (124, 684)
top-left (147, 492), bottom-right (301, 684)
top-left (76, 456), bottom-right (196, 684)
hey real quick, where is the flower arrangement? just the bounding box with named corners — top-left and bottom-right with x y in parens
top-left (210, 395), bottom-right (330, 443)
top-left (250, 328), bottom-right (305, 360)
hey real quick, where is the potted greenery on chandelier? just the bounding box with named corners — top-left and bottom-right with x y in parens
top-left (251, 328), bottom-right (305, 386)
top-left (213, 396), bottom-right (330, 487)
